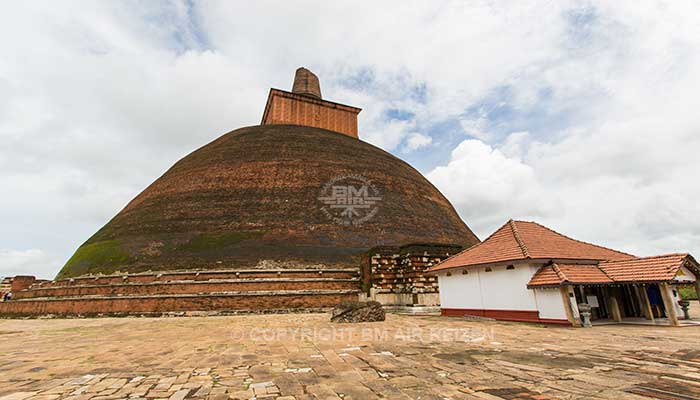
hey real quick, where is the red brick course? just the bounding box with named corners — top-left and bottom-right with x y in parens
top-left (440, 308), bottom-right (571, 326)
top-left (11, 276), bottom-right (36, 292)
top-left (262, 89), bottom-right (360, 138)
top-left (1, 268), bottom-right (362, 317)
top-left (15, 278), bottom-right (357, 299)
top-left (0, 291), bottom-right (358, 317)
top-left (41, 269), bottom-right (358, 289)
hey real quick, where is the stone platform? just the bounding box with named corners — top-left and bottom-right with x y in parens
top-left (1, 304), bottom-right (699, 399)
top-left (0, 269), bottom-right (360, 317)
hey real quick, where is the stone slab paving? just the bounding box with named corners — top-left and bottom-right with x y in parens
top-left (0, 304), bottom-right (699, 400)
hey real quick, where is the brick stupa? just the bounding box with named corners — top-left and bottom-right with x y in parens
top-left (0, 68), bottom-right (480, 317)
top-left (57, 68), bottom-right (478, 278)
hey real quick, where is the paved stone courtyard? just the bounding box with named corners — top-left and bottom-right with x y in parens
top-left (1, 305), bottom-right (699, 400)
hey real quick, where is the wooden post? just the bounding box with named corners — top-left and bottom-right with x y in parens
top-left (608, 293), bottom-right (623, 322)
top-left (605, 288), bottom-right (622, 322)
top-left (639, 285), bottom-right (654, 321)
top-left (560, 286), bottom-right (580, 327)
top-left (659, 283), bottom-right (679, 327)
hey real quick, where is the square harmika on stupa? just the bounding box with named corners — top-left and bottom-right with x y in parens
top-left (0, 68), bottom-right (479, 317)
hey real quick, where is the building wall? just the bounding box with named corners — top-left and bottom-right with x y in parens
top-left (437, 263), bottom-right (570, 325)
top-left (438, 264), bottom-right (538, 310)
top-left (438, 268), bottom-right (483, 310)
top-left (533, 288), bottom-right (568, 321)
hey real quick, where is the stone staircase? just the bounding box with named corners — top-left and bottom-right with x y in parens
top-left (0, 268), bottom-right (360, 317)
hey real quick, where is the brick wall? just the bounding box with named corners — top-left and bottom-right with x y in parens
top-left (362, 244), bottom-right (462, 306)
top-left (0, 268), bottom-right (361, 317)
top-left (261, 89), bottom-right (360, 138)
top-left (15, 279), bottom-right (357, 299)
top-left (0, 291), bottom-right (357, 317)
top-left (11, 276), bottom-right (36, 292)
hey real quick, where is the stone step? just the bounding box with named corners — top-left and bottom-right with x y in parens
top-left (0, 289), bottom-right (359, 317)
top-left (15, 278), bottom-right (360, 299)
top-left (39, 268), bottom-right (360, 289)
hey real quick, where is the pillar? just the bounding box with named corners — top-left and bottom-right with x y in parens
top-left (659, 283), bottom-right (679, 327)
top-left (606, 287), bottom-right (622, 322)
top-left (560, 286), bottom-right (580, 327)
top-left (639, 285), bottom-right (654, 321)
top-left (695, 280), bottom-right (700, 307)
top-left (292, 67), bottom-right (322, 99)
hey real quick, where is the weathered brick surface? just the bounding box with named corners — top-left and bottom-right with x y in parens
top-left (2, 307), bottom-right (700, 399)
top-left (11, 276), bottom-right (36, 292)
top-left (40, 269), bottom-right (358, 289)
top-left (58, 125), bottom-right (478, 279)
top-left (291, 67), bottom-right (322, 99)
top-left (0, 291), bottom-right (357, 316)
top-left (262, 90), bottom-right (360, 138)
top-left (363, 244), bottom-right (461, 304)
top-left (14, 278), bottom-right (357, 299)
top-left (2, 268), bottom-right (362, 317)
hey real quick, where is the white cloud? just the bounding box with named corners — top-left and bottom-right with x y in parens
top-left (404, 133), bottom-right (432, 152)
top-left (428, 139), bottom-right (560, 232)
top-left (0, 249), bottom-right (58, 280)
top-left (499, 131), bottom-right (530, 160)
top-left (459, 117), bottom-right (491, 141)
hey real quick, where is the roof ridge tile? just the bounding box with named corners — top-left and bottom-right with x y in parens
top-left (509, 219), bottom-right (531, 259)
top-left (551, 263), bottom-right (568, 282)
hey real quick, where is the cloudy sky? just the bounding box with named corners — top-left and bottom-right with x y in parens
top-left (1, 1), bottom-right (699, 279)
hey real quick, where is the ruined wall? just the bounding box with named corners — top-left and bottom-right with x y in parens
top-left (0, 291), bottom-right (357, 317)
top-left (0, 268), bottom-right (360, 317)
top-left (11, 276), bottom-right (36, 292)
top-left (362, 244), bottom-right (462, 307)
top-left (14, 278), bottom-right (356, 299)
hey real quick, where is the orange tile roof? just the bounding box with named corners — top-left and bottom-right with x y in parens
top-left (428, 220), bottom-right (634, 272)
top-left (599, 253), bottom-right (698, 283)
top-left (528, 254), bottom-right (699, 287)
top-left (528, 263), bottom-right (613, 287)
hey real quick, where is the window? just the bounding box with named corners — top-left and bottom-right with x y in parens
top-left (462, 269), bottom-right (468, 275)
top-left (485, 267), bottom-right (492, 272)
top-left (506, 265), bottom-right (515, 270)
top-left (446, 272), bottom-right (452, 277)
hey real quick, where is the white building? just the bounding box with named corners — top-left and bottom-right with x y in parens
top-left (428, 220), bottom-right (700, 327)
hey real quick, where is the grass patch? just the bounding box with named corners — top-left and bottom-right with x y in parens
top-left (179, 232), bottom-right (263, 252)
top-left (679, 286), bottom-right (698, 300)
top-left (57, 240), bottom-right (133, 279)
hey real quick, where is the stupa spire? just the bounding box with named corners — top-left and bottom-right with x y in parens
top-left (291, 67), bottom-right (322, 99)
top-left (262, 67), bottom-right (361, 138)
